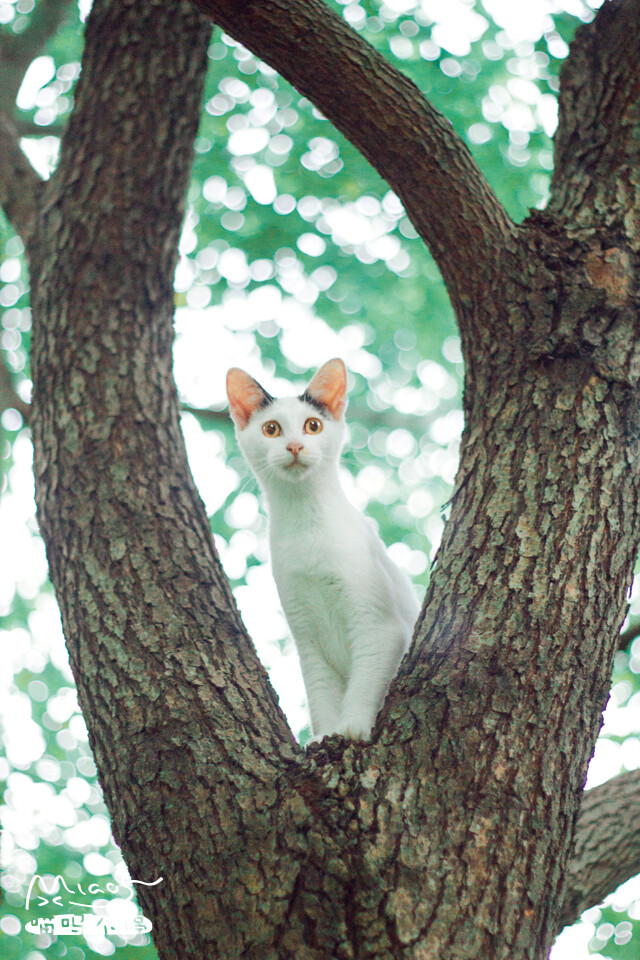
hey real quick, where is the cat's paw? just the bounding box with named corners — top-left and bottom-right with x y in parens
top-left (332, 720), bottom-right (372, 741)
top-left (304, 722), bottom-right (372, 745)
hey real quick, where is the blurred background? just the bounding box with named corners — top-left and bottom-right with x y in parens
top-left (2, 0), bottom-right (640, 957)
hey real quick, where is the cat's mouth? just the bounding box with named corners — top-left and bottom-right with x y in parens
top-left (285, 459), bottom-right (308, 470)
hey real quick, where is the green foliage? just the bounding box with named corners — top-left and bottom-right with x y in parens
top-left (587, 904), bottom-right (639, 958)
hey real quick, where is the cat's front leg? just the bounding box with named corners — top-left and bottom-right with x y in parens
top-left (335, 623), bottom-right (408, 740)
top-left (296, 640), bottom-right (346, 741)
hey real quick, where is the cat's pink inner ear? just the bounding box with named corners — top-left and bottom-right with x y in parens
top-left (226, 368), bottom-right (269, 429)
top-left (306, 358), bottom-right (347, 420)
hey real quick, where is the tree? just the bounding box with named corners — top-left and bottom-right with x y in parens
top-left (2, 0), bottom-right (640, 958)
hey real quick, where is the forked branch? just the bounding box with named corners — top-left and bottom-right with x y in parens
top-left (0, 115), bottom-right (42, 242)
top-left (0, 355), bottom-right (30, 422)
top-left (619, 617), bottom-right (640, 652)
top-left (191, 0), bottom-right (515, 311)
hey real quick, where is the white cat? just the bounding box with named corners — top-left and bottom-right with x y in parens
top-left (226, 358), bottom-right (419, 741)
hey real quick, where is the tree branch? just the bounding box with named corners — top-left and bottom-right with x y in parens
top-left (559, 770), bottom-right (640, 930)
top-left (14, 118), bottom-right (66, 138)
top-left (619, 617), bottom-right (640, 651)
top-left (0, 114), bottom-right (42, 242)
top-left (191, 0), bottom-right (515, 313)
top-left (549, 0), bottom-right (640, 231)
top-left (0, 354), bottom-right (30, 422)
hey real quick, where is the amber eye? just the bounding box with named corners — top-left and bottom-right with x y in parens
top-left (304, 417), bottom-right (323, 435)
top-left (262, 420), bottom-right (281, 437)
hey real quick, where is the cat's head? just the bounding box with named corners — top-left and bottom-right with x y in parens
top-left (226, 359), bottom-right (347, 488)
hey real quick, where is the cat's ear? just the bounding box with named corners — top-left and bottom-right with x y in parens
top-left (226, 368), bottom-right (272, 429)
top-left (305, 358), bottom-right (347, 420)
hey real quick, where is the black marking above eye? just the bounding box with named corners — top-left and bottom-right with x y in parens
top-left (299, 392), bottom-right (328, 416)
top-left (257, 393), bottom-right (274, 411)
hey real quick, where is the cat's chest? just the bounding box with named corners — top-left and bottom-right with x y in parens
top-left (269, 513), bottom-right (360, 618)
top-left (274, 562), bottom-right (352, 669)
top-left (269, 512), bottom-right (360, 579)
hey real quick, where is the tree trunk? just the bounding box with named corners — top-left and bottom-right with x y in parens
top-left (6, 0), bottom-right (638, 957)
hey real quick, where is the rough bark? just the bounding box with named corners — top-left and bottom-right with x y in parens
top-left (16, 0), bottom-right (640, 959)
top-left (550, 0), bottom-right (640, 232)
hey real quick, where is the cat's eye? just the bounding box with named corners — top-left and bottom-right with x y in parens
top-left (262, 420), bottom-right (281, 437)
top-left (304, 417), bottom-right (323, 435)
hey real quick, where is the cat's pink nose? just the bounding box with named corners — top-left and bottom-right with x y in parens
top-left (287, 441), bottom-right (304, 457)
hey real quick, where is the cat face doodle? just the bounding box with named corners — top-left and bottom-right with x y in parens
top-left (227, 358), bottom-right (347, 486)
